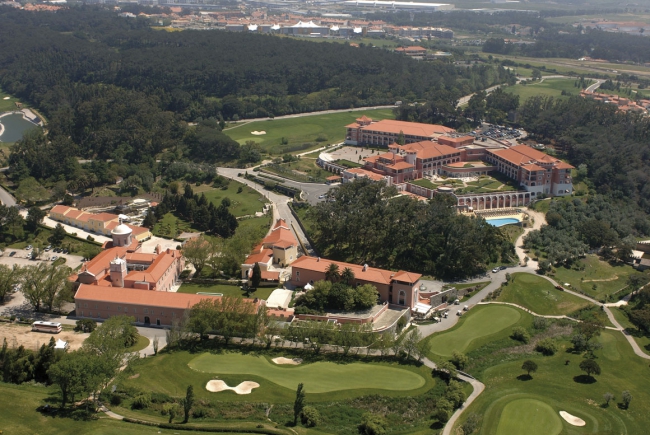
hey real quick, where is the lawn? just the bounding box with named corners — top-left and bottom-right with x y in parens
top-left (120, 350), bottom-right (435, 404)
top-left (151, 212), bottom-right (198, 239)
top-left (194, 180), bottom-right (266, 217)
top-left (610, 307), bottom-right (650, 355)
top-left (224, 108), bottom-right (395, 155)
top-left (0, 382), bottom-right (166, 435)
top-left (552, 255), bottom-right (637, 302)
top-left (189, 352), bottom-right (426, 393)
top-left (497, 273), bottom-right (593, 316)
top-left (178, 282), bottom-right (276, 300)
top-left (503, 78), bottom-right (582, 101)
top-left (410, 178), bottom-right (439, 189)
top-left (0, 86), bottom-right (18, 112)
top-left (126, 334), bottom-right (149, 353)
top-left (5, 226), bottom-right (101, 256)
top-left (453, 330), bottom-right (650, 435)
top-left (424, 305), bottom-right (524, 358)
top-left (262, 158), bottom-right (329, 183)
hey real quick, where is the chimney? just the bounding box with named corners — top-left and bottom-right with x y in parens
top-left (317, 257), bottom-right (320, 262)
top-left (363, 264), bottom-right (368, 271)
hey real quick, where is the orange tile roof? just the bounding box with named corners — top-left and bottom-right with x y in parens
top-left (51, 205), bottom-right (72, 215)
top-left (555, 161), bottom-right (575, 169)
top-left (521, 163), bottom-right (546, 172)
top-left (75, 285), bottom-right (258, 310)
top-left (64, 209), bottom-right (85, 219)
top-left (345, 168), bottom-right (386, 181)
top-left (272, 240), bottom-right (295, 249)
top-left (261, 270), bottom-right (280, 280)
top-left (358, 119), bottom-right (455, 137)
top-left (81, 248), bottom-right (128, 276)
top-left (392, 270), bottom-right (422, 283)
top-left (244, 248), bottom-right (273, 265)
top-left (89, 213), bottom-right (119, 223)
top-left (386, 161), bottom-right (414, 170)
top-left (326, 175), bottom-right (342, 181)
top-left (399, 142), bottom-right (459, 160)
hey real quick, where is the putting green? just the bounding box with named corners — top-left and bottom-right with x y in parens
top-left (598, 331), bottom-right (621, 361)
top-left (496, 399), bottom-right (562, 435)
top-left (427, 305), bottom-right (521, 357)
top-left (188, 353), bottom-right (426, 393)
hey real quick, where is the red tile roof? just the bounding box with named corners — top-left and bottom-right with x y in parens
top-left (244, 248), bottom-right (273, 265)
top-left (356, 119), bottom-right (455, 138)
top-left (392, 270), bottom-right (422, 283)
top-left (75, 285), bottom-right (259, 310)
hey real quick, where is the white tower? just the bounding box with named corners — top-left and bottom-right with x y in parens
top-left (109, 257), bottom-right (127, 288)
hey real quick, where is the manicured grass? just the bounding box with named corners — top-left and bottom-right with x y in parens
top-left (503, 78), bottom-right (582, 101)
top-left (495, 398), bottom-right (562, 435)
top-left (5, 226), bottom-right (101, 255)
top-left (454, 330), bottom-right (650, 435)
top-left (194, 181), bottom-right (266, 217)
top-left (529, 198), bottom-right (551, 214)
top-left (120, 350), bottom-right (435, 403)
top-left (178, 282), bottom-right (276, 300)
top-left (262, 158), bottom-right (329, 183)
top-left (151, 212), bottom-right (198, 239)
top-left (224, 109), bottom-right (395, 154)
top-left (189, 353), bottom-right (426, 393)
top-left (497, 273), bottom-right (593, 316)
top-left (552, 255), bottom-right (637, 301)
top-left (0, 382), bottom-right (162, 435)
top-left (424, 305), bottom-right (523, 358)
top-left (126, 334), bottom-right (149, 353)
top-left (410, 178), bottom-right (438, 189)
top-left (0, 86), bottom-right (19, 112)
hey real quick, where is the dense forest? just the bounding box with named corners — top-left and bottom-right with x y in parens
top-left (518, 96), bottom-right (650, 217)
top-left (484, 29), bottom-right (650, 63)
top-left (306, 179), bottom-right (514, 279)
top-left (0, 6), bottom-right (511, 183)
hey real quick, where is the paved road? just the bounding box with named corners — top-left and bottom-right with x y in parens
top-left (217, 167), bottom-right (317, 256)
top-left (0, 185), bottom-right (17, 206)
top-left (586, 79), bottom-right (605, 92)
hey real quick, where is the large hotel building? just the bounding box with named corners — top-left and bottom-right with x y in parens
top-left (338, 116), bottom-right (574, 202)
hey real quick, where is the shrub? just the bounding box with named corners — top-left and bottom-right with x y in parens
top-left (110, 394), bottom-right (122, 406)
top-left (533, 317), bottom-right (548, 330)
top-left (131, 393), bottom-right (151, 410)
top-left (359, 413), bottom-right (387, 435)
top-left (511, 326), bottom-right (530, 343)
top-left (461, 413), bottom-right (481, 434)
top-left (535, 338), bottom-right (558, 355)
top-left (450, 351), bottom-right (469, 370)
top-left (74, 319), bottom-right (97, 333)
top-left (301, 406), bottom-right (322, 427)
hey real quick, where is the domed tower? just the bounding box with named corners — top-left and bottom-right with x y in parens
top-left (111, 220), bottom-right (133, 248)
top-left (109, 256), bottom-right (127, 288)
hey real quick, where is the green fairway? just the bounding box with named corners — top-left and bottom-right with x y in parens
top-left (454, 330), bottom-right (650, 435)
top-left (497, 273), bottom-right (592, 315)
top-left (553, 255), bottom-right (637, 301)
top-left (425, 305), bottom-right (522, 358)
top-left (496, 398), bottom-right (562, 435)
top-left (189, 353), bottom-right (425, 393)
top-left (0, 86), bottom-right (18, 112)
top-left (503, 78), bottom-right (581, 102)
top-left (224, 108), bottom-right (395, 154)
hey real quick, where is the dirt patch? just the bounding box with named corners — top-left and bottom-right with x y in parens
top-left (272, 357), bottom-right (303, 365)
top-left (500, 324), bottom-right (573, 355)
top-left (205, 380), bottom-right (259, 394)
top-left (250, 131), bottom-right (266, 135)
top-left (0, 322), bottom-right (89, 351)
top-left (129, 373), bottom-right (140, 379)
top-left (560, 411), bottom-right (586, 426)
top-left (583, 276), bottom-right (618, 283)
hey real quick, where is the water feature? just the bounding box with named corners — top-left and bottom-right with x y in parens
top-left (0, 112), bottom-right (39, 143)
top-left (486, 217), bottom-right (521, 227)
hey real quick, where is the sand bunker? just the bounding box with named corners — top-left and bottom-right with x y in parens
top-left (250, 131), bottom-right (266, 135)
top-left (206, 380), bottom-right (259, 394)
top-left (559, 411), bottom-right (586, 427)
top-left (272, 357), bottom-right (303, 365)
top-left (2, 97), bottom-right (9, 100)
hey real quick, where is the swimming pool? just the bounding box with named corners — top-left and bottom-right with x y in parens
top-left (486, 217), bottom-right (520, 227)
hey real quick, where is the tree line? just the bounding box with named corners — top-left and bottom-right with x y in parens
top-left (306, 179), bottom-right (514, 280)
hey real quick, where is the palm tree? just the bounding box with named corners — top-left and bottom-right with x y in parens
top-left (340, 267), bottom-right (355, 286)
top-left (324, 263), bottom-right (340, 283)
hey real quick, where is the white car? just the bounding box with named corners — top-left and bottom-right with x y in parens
top-left (318, 194), bottom-right (325, 199)
top-left (492, 268), bottom-right (500, 273)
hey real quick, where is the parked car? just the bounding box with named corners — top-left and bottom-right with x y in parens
top-left (26, 245), bottom-right (32, 250)
top-left (62, 249), bottom-right (69, 254)
top-left (500, 266), bottom-right (507, 270)
top-left (492, 267), bottom-right (500, 273)
top-left (9, 251), bottom-right (16, 257)
top-left (555, 285), bottom-right (564, 291)
top-left (51, 256), bottom-right (58, 262)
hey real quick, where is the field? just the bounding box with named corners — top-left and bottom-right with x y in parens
top-left (497, 273), bottom-right (592, 316)
top-left (119, 350), bottom-right (435, 403)
top-left (503, 78), bottom-right (582, 102)
top-left (194, 180), bottom-right (266, 217)
top-left (0, 86), bottom-right (18, 112)
top-left (610, 307), bottom-right (650, 355)
top-left (552, 255), bottom-right (637, 301)
top-left (453, 330), bottom-right (650, 435)
top-left (151, 212), bottom-right (199, 239)
top-left (224, 108), bottom-right (395, 154)
top-left (0, 383), bottom-right (169, 435)
top-left (178, 282), bottom-right (276, 300)
top-left (5, 226), bottom-right (101, 256)
top-left (190, 352), bottom-right (426, 393)
top-left (262, 158), bottom-right (329, 183)
top-left (424, 305), bottom-right (525, 358)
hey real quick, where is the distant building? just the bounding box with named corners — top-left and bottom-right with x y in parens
top-left (343, 1), bottom-right (454, 11)
top-left (241, 219), bottom-right (298, 281)
top-left (49, 205), bottom-right (152, 241)
top-left (345, 116), bottom-right (455, 146)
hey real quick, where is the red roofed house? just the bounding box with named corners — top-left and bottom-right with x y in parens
top-left (241, 219), bottom-right (299, 281)
top-left (289, 256), bottom-right (424, 311)
top-left (48, 206), bottom-right (152, 241)
top-left (485, 145), bottom-right (574, 196)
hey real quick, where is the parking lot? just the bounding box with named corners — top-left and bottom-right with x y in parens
top-left (473, 124), bottom-right (526, 145)
top-left (0, 247), bottom-right (83, 270)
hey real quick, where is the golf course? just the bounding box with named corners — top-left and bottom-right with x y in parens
top-left (189, 353), bottom-right (426, 393)
top-left (424, 304), bottom-right (525, 358)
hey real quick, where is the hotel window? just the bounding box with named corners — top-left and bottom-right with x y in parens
top-left (144, 308), bottom-right (148, 314)
top-left (84, 303), bottom-right (88, 308)
top-left (124, 307), bottom-right (128, 313)
top-left (94, 304), bottom-right (98, 309)
top-left (117, 306), bottom-right (121, 311)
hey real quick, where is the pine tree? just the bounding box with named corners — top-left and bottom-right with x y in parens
top-left (293, 383), bottom-right (305, 425)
